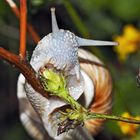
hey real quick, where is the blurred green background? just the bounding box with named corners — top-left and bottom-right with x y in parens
top-left (0, 0), bottom-right (140, 140)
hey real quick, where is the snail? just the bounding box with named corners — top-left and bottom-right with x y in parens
top-left (17, 8), bottom-right (117, 140)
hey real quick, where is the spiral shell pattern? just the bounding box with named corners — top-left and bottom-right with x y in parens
top-left (79, 49), bottom-right (112, 135)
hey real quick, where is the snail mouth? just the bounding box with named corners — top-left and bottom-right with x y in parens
top-left (39, 63), bottom-right (65, 75)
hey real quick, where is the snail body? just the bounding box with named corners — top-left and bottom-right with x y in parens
top-left (17, 8), bottom-right (116, 140)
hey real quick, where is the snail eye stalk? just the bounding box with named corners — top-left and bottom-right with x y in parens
top-left (76, 36), bottom-right (118, 47)
top-left (51, 8), bottom-right (59, 34)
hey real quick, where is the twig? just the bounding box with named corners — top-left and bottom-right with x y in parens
top-left (5, 0), bottom-right (19, 17)
top-left (5, 0), bottom-right (40, 44)
top-left (27, 24), bottom-right (41, 44)
top-left (19, 0), bottom-right (27, 59)
top-left (0, 47), bottom-right (48, 98)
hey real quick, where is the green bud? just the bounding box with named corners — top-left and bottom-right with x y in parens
top-left (40, 69), bottom-right (67, 93)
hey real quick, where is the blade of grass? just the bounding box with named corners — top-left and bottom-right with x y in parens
top-left (62, 0), bottom-right (89, 38)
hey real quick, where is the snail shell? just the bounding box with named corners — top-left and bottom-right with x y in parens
top-left (79, 49), bottom-right (112, 135)
top-left (17, 8), bottom-right (115, 140)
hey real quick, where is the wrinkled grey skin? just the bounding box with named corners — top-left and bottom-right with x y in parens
top-left (30, 29), bottom-right (80, 79)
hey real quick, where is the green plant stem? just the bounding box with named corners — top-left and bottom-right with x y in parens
top-left (85, 112), bottom-right (140, 124)
top-left (52, 89), bottom-right (140, 124)
top-left (40, 69), bottom-right (140, 125)
top-left (56, 90), bottom-right (82, 110)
